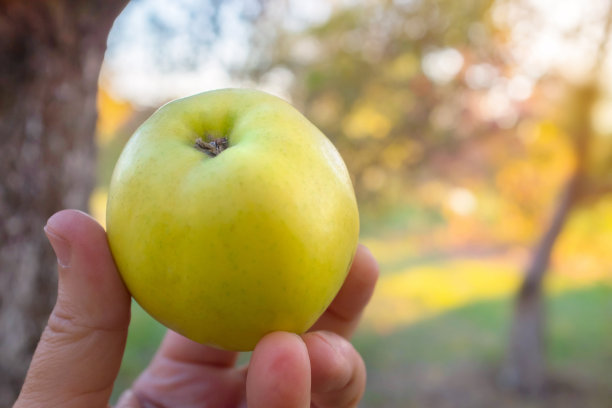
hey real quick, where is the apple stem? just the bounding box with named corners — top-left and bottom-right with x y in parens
top-left (194, 136), bottom-right (229, 157)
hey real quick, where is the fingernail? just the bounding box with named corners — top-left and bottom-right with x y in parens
top-left (44, 225), bottom-right (72, 268)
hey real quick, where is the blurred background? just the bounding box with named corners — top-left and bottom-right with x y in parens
top-left (1, 0), bottom-right (612, 406)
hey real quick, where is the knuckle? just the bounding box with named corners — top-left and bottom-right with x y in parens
top-left (44, 304), bottom-right (125, 345)
top-left (45, 306), bottom-right (88, 343)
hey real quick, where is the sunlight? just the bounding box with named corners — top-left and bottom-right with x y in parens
top-left (96, 84), bottom-right (134, 144)
top-left (447, 188), bottom-right (477, 216)
top-left (342, 103), bottom-right (393, 139)
top-left (89, 188), bottom-right (108, 229)
top-left (362, 259), bottom-right (519, 334)
top-left (362, 257), bottom-right (611, 334)
top-left (493, 0), bottom-right (611, 82)
top-left (422, 48), bottom-right (464, 84)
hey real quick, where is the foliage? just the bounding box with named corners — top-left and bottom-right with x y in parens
top-left (242, 0), bottom-right (612, 253)
top-left (249, 0), bottom-right (506, 208)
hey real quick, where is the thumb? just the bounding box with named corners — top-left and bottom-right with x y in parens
top-left (14, 210), bottom-right (131, 408)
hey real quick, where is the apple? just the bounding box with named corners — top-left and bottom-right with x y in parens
top-left (106, 88), bottom-right (359, 351)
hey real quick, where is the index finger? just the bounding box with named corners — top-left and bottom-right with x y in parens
top-left (153, 330), bottom-right (239, 367)
top-left (309, 245), bottom-right (379, 338)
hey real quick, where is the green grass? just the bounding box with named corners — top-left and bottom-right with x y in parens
top-left (356, 283), bottom-right (612, 368)
top-left (359, 203), bottom-right (445, 237)
top-left (545, 284), bottom-right (612, 371)
top-left (353, 296), bottom-right (513, 368)
top-left (354, 283), bottom-right (612, 405)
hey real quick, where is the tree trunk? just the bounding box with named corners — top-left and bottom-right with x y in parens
top-left (0, 1), bottom-right (126, 405)
top-left (501, 1), bottom-right (612, 393)
top-left (501, 171), bottom-right (582, 394)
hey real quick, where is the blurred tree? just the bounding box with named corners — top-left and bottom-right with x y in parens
top-left (245, 0), bottom-right (505, 216)
top-left (502, 1), bottom-right (612, 393)
top-left (0, 1), bottom-right (128, 404)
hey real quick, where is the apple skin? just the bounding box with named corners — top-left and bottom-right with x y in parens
top-left (106, 88), bottom-right (359, 351)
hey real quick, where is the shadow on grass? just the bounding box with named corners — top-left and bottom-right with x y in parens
top-left (354, 283), bottom-right (612, 407)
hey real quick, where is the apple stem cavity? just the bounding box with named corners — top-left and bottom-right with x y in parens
top-left (194, 136), bottom-right (229, 157)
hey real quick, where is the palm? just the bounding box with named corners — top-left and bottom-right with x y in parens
top-left (130, 344), bottom-right (247, 407)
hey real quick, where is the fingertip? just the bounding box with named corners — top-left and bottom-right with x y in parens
top-left (350, 245), bottom-right (380, 308)
top-left (303, 331), bottom-right (351, 391)
top-left (311, 244), bottom-right (379, 337)
top-left (354, 245), bottom-right (380, 290)
top-left (46, 209), bottom-right (130, 328)
top-left (304, 331), bottom-right (366, 407)
top-left (343, 245), bottom-right (380, 311)
top-left (247, 332), bottom-right (311, 408)
top-left (46, 210), bottom-right (112, 273)
top-left (44, 224), bottom-right (72, 268)
top-left (46, 209), bottom-right (104, 241)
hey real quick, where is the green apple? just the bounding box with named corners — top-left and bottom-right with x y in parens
top-left (106, 88), bottom-right (359, 351)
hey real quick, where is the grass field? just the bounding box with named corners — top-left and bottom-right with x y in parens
top-left (358, 283), bottom-right (612, 407)
top-left (110, 239), bottom-right (612, 406)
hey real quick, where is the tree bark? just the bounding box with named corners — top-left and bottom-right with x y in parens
top-left (501, 171), bottom-right (582, 394)
top-left (0, 1), bottom-right (126, 405)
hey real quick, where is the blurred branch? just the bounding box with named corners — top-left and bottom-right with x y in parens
top-left (577, 180), bottom-right (612, 204)
top-left (593, 0), bottom-right (612, 77)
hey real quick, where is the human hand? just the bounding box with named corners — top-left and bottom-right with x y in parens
top-left (14, 210), bottom-right (378, 408)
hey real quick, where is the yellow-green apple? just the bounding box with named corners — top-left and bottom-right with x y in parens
top-left (106, 88), bottom-right (359, 351)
